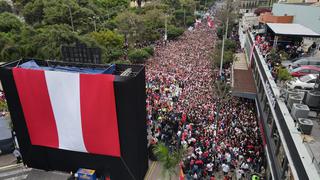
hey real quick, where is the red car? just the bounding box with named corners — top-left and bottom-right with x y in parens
top-left (290, 65), bottom-right (320, 77)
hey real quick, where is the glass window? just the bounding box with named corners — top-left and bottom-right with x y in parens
top-left (309, 61), bottom-right (320, 66)
top-left (310, 69), bottom-right (319, 74)
top-left (292, 67), bottom-right (302, 72)
top-left (300, 69), bottom-right (310, 73)
top-left (308, 79), bottom-right (316, 83)
top-left (267, 111), bottom-right (273, 128)
top-left (299, 75), bottom-right (312, 82)
top-left (272, 126), bottom-right (280, 147)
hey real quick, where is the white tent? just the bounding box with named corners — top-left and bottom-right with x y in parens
top-left (267, 23), bottom-right (320, 37)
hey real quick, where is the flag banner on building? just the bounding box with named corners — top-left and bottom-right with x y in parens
top-left (13, 68), bottom-right (121, 157)
top-left (0, 59), bottom-right (148, 180)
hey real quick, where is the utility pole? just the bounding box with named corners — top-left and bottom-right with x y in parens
top-left (164, 14), bottom-right (168, 42)
top-left (184, 8), bottom-right (186, 27)
top-left (219, 16), bottom-right (229, 77)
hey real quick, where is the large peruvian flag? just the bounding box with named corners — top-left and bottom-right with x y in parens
top-left (13, 68), bottom-right (121, 157)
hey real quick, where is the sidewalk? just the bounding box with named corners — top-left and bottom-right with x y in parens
top-left (0, 154), bottom-right (16, 167)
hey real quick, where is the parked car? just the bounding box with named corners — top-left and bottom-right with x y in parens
top-left (290, 65), bottom-right (320, 77)
top-left (282, 57), bottom-right (320, 68)
top-left (286, 74), bottom-right (318, 90)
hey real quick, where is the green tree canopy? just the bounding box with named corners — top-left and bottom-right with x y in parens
top-left (115, 11), bottom-right (144, 46)
top-left (0, 12), bottom-right (23, 33)
top-left (90, 30), bottom-right (125, 62)
top-left (0, 0), bottom-right (12, 13)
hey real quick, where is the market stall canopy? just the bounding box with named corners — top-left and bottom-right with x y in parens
top-left (267, 23), bottom-right (320, 37)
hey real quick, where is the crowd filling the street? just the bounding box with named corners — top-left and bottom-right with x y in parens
top-left (145, 12), bottom-right (265, 180)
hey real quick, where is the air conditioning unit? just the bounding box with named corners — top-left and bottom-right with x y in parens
top-left (306, 91), bottom-right (320, 108)
top-left (291, 103), bottom-right (310, 121)
top-left (285, 89), bottom-right (304, 102)
top-left (287, 94), bottom-right (304, 111)
top-left (298, 118), bottom-right (314, 135)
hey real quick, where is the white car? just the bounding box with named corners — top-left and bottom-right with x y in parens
top-left (286, 74), bottom-right (318, 90)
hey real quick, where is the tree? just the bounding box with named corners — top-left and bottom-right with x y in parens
top-left (72, 7), bottom-right (96, 33)
top-left (153, 142), bottom-right (185, 180)
top-left (277, 67), bottom-right (292, 82)
top-left (0, 32), bottom-right (21, 62)
top-left (212, 49), bottom-right (235, 67)
top-left (115, 11), bottom-right (144, 47)
top-left (0, 12), bottom-right (23, 33)
top-left (0, 1), bottom-right (12, 13)
top-left (167, 25), bottom-right (184, 40)
top-left (179, 0), bottom-right (196, 12)
top-left (22, 0), bottom-right (45, 25)
top-left (19, 24), bottom-right (80, 60)
top-left (0, 99), bottom-right (8, 112)
top-left (212, 80), bottom-right (231, 129)
top-left (90, 30), bottom-right (125, 62)
top-left (141, 9), bottom-right (165, 43)
top-left (128, 48), bottom-right (150, 63)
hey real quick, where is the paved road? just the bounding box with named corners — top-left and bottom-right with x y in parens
top-left (144, 161), bottom-right (180, 180)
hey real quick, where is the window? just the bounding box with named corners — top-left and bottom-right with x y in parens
top-left (309, 61), bottom-right (320, 66)
top-left (308, 79), bottom-right (316, 83)
top-left (299, 75), bottom-right (312, 82)
top-left (272, 126), bottom-right (280, 147)
top-left (300, 69), bottom-right (310, 73)
top-left (309, 69), bottom-right (319, 74)
top-left (267, 111), bottom-right (273, 128)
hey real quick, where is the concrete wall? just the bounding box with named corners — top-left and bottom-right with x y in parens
top-left (272, 3), bottom-right (320, 33)
top-left (259, 12), bottom-right (293, 23)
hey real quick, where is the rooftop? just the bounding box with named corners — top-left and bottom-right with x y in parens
top-left (267, 23), bottom-right (320, 37)
top-left (232, 53), bottom-right (257, 99)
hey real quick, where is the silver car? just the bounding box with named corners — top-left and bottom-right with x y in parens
top-left (282, 57), bottom-right (320, 69)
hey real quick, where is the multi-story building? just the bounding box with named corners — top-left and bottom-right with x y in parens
top-left (239, 28), bottom-right (320, 179)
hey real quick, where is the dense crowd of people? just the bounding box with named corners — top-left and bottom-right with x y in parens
top-left (145, 10), bottom-right (265, 180)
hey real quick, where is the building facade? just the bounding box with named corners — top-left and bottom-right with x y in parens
top-left (243, 32), bottom-right (320, 179)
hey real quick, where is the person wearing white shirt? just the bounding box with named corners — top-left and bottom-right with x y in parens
top-left (222, 163), bottom-right (230, 175)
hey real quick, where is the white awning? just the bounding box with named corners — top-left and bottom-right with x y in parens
top-left (267, 23), bottom-right (320, 37)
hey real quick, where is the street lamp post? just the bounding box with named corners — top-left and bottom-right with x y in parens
top-left (219, 17), bottom-right (229, 77)
top-left (164, 14), bottom-right (168, 42)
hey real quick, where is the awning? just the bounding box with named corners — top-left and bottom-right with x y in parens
top-left (267, 23), bottom-right (320, 37)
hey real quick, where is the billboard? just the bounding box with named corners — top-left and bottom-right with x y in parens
top-left (0, 59), bottom-right (148, 180)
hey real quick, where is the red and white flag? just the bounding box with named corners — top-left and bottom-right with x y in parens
top-left (207, 18), bottom-right (215, 29)
top-left (13, 68), bottom-right (121, 157)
